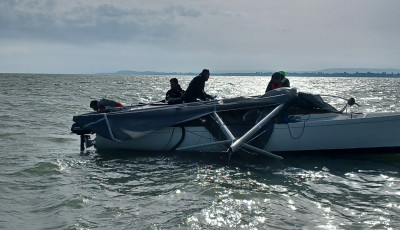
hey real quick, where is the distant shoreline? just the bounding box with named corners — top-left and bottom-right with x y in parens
top-left (98, 71), bottom-right (400, 78)
top-left (1, 72), bottom-right (400, 78)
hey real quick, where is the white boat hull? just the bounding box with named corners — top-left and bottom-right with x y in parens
top-left (95, 112), bottom-right (400, 153)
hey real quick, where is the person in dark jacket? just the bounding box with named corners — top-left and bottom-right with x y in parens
top-left (90, 99), bottom-right (123, 111)
top-left (165, 78), bottom-right (184, 104)
top-left (181, 69), bottom-right (213, 103)
top-left (265, 71), bottom-right (290, 93)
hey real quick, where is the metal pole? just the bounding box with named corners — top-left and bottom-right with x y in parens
top-left (228, 104), bottom-right (285, 153)
top-left (243, 144), bottom-right (283, 160)
top-left (211, 112), bottom-right (235, 142)
top-left (176, 140), bottom-right (231, 151)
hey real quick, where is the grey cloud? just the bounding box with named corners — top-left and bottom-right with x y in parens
top-left (0, 1), bottom-right (200, 44)
top-left (165, 5), bottom-right (201, 17)
top-left (95, 4), bottom-right (130, 18)
top-left (23, 0), bottom-right (56, 11)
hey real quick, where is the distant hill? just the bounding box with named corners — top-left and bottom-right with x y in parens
top-left (315, 68), bottom-right (400, 74)
top-left (99, 69), bottom-right (400, 77)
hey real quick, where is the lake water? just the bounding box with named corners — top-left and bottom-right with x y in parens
top-left (1, 73), bottom-right (400, 229)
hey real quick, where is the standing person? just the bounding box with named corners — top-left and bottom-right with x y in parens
top-left (165, 78), bottom-right (184, 104)
top-left (181, 69), bottom-right (214, 103)
top-left (90, 99), bottom-right (123, 111)
top-left (265, 71), bottom-right (290, 93)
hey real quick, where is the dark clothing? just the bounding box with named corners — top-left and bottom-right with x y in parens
top-left (97, 98), bottom-right (123, 110)
top-left (265, 78), bottom-right (290, 93)
top-left (181, 74), bottom-right (212, 103)
top-left (165, 85), bottom-right (184, 101)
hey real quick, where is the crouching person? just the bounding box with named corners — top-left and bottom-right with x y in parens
top-left (165, 78), bottom-right (184, 105)
top-left (90, 99), bottom-right (124, 111)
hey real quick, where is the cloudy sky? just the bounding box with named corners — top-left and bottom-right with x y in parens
top-left (1, 0), bottom-right (399, 74)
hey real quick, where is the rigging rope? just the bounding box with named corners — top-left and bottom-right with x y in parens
top-left (287, 114), bottom-right (310, 139)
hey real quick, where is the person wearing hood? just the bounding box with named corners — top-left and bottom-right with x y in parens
top-left (165, 78), bottom-right (184, 104)
top-left (90, 99), bottom-right (123, 111)
top-left (181, 69), bottom-right (214, 103)
top-left (265, 71), bottom-right (290, 93)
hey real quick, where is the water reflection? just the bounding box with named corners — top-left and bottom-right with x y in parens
top-left (3, 74), bottom-right (400, 229)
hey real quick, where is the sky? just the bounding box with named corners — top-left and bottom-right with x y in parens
top-left (1, 0), bottom-right (399, 74)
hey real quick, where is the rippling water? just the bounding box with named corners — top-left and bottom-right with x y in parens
top-left (1, 74), bottom-right (400, 229)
